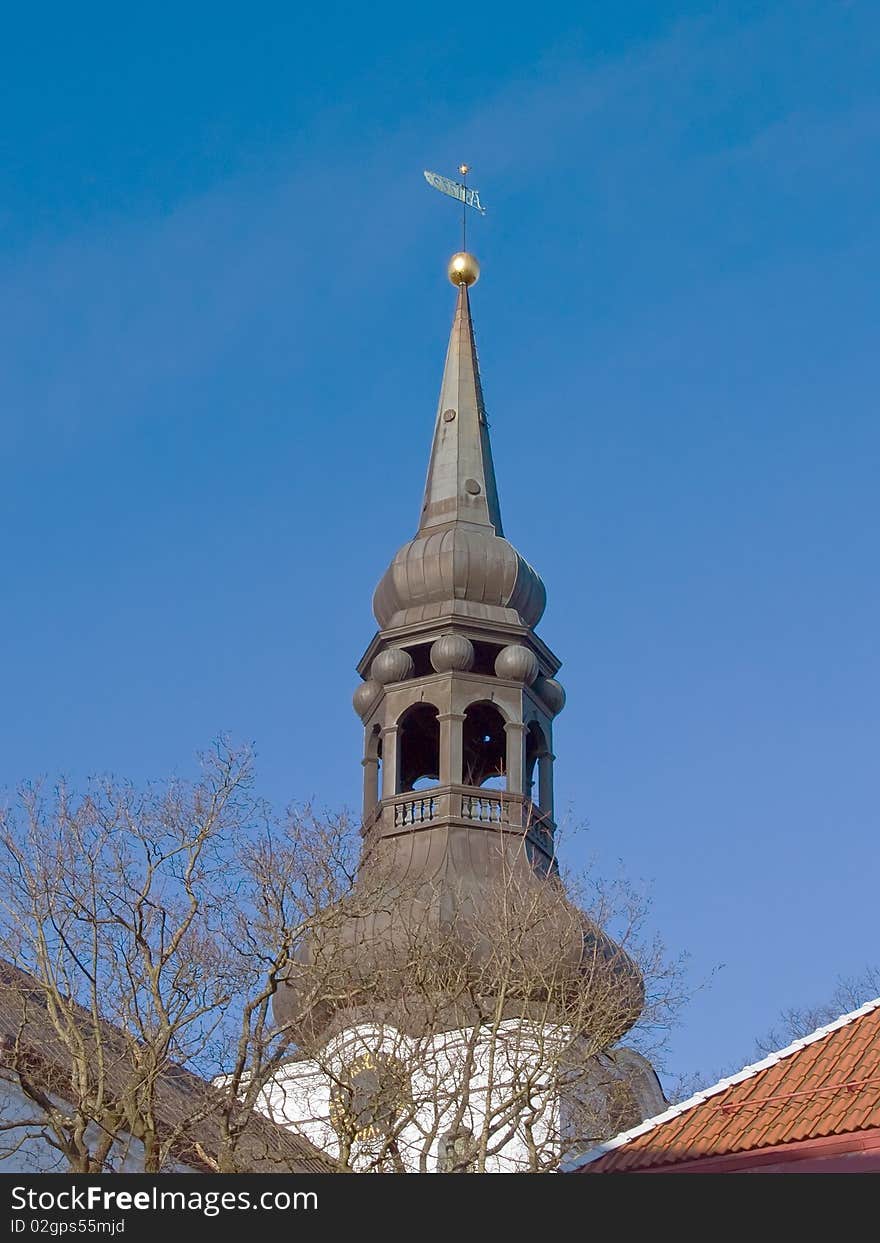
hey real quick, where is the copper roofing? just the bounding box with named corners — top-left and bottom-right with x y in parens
top-left (568, 997), bottom-right (880, 1172)
top-left (273, 825), bottom-right (644, 1046)
top-left (420, 282), bottom-right (502, 535)
top-left (372, 525), bottom-right (546, 630)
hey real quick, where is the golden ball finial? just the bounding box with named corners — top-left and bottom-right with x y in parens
top-left (448, 251), bottom-right (480, 287)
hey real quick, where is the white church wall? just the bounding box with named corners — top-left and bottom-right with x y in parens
top-left (257, 1021), bottom-right (567, 1173)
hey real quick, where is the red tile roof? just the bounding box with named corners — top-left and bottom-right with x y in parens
top-left (569, 998), bottom-right (880, 1173)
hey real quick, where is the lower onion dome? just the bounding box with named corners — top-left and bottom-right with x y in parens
top-left (272, 830), bottom-right (644, 1049)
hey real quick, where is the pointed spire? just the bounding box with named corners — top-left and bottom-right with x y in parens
top-left (419, 267), bottom-right (503, 536)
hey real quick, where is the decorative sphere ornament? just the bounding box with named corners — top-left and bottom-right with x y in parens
top-left (353, 679), bottom-right (382, 718)
top-left (495, 644), bottom-right (539, 685)
top-left (430, 634), bottom-right (475, 673)
top-left (448, 251), bottom-right (480, 287)
top-left (535, 675), bottom-right (566, 715)
top-left (371, 648), bottom-right (414, 685)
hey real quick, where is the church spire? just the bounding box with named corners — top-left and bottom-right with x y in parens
top-left (419, 253), bottom-right (503, 536)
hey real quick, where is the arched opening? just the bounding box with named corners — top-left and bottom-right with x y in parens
top-left (397, 703), bottom-right (440, 793)
top-left (363, 723), bottom-right (382, 813)
top-left (462, 701), bottom-right (507, 789)
top-left (526, 721), bottom-right (550, 812)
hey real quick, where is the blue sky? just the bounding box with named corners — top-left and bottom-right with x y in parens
top-left (1, 1), bottom-right (878, 1086)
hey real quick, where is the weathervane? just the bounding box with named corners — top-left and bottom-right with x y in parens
top-left (423, 164), bottom-right (486, 253)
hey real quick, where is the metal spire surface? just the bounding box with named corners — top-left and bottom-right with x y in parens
top-left (418, 267), bottom-right (504, 537)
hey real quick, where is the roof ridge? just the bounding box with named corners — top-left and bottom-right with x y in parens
top-left (562, 995), bottom-right (880, 1171)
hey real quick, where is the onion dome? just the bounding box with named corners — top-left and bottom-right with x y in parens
top-left (495, 644), bottom-right (539, 684)
top-left (273, 830), bottom-right (644, 1046)
top-left (370, 647), bottom-right (414, 684)
top-left (429, 634), bottom-right (475, 673)
top-left (373, 528), bottom-right (545, 629)
top-left (352, 679), bottom-right (382, 719)
top-left (535, 675), bottom-right (566, 716)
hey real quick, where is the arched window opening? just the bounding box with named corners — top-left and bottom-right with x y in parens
top-left (397, 703), bottom-right (440, 793)
top-left (437, 1128), bottom-right (475, 1173)
top-left (364, 724), bottom-right (382, 812)
top-left (462, 702), bottom-right (507, 789)
top-left (526, 721), bottom-right (549, 811)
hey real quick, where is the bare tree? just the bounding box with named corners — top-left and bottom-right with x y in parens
top-left (0, 742), bottom-right (255, 1172)
top-left (755, 967), bottom-right (880, 1055)
top-left (0, 746), bottom-right (685, 1174)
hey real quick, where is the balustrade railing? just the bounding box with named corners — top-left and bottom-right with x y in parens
top-left (373, 788), bottom-right (553, 834)
top-left (393, 796), bottom-right (437, 827)
top-left (460, 794), bottom-right (506, 824)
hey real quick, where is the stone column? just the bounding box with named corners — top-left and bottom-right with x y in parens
top-left (504, 721), bottom-right (527, 795)
top-left (381, 725), bottom-right (399, 798)
top-left (362, 756), bottom-right (380, 816)
top-left (437, 712), bottom-right (466, 787)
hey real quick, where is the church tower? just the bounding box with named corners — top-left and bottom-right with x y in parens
top-left (268, 250), bottom-right (664, 1171)
top-left (354, 251), bottom-right (565, 873)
